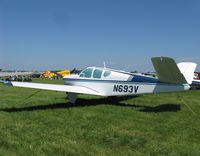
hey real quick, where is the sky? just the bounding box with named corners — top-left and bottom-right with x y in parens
top-left (0, 0), bottom-right (200, 72)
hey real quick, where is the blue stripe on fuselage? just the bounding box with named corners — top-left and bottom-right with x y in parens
top-left (131, 75), bottom-right (161, 83)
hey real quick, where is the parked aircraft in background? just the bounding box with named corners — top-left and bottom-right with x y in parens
top-left (192, 72), bottom-right (200, 86)
top-left (1, 57), bottom-right (196, 103)
top-left (42, 69), bottom-right (72, 79)
top-left (42, 70), bottom-right (57, 78)
top-left (57, 70), bottom-right (71, 77)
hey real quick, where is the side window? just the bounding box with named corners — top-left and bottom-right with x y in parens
top-left (93, 69), bottom-right (102, 78)
top-left (80, 68), bottom-right (93, 78)
top-left (103, 71), bottom-right (111, 77)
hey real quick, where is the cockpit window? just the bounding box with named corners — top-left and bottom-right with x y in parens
top-left (80, 68), bottom-right (93, 78)
top-left (103, 71), bottom-right (111, 77)
top-left (93, 69), bottom-right (102, 78)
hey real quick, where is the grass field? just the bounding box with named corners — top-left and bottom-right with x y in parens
top-left (0, 78), bottom-right (200, 156)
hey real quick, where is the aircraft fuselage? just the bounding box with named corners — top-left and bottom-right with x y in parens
top-left (63, 67), bottom-right (190, 97)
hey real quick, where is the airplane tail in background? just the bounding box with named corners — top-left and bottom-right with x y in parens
top-left (151, 57), bottom-right (196, 85)
top-left (177, 62), bottom-right (197, 84)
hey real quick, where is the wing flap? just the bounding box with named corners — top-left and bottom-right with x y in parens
top-left (8, 81), bottom-right (100, 95)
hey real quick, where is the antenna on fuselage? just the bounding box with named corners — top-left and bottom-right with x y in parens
top-left (103, 62), bottom-right (106, 69)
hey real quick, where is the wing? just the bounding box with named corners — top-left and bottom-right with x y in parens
top-left (3, 81), bottom-right (101, 96)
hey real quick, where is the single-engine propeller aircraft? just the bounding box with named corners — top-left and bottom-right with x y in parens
top-left (1, 57), bottom-right (197, 103)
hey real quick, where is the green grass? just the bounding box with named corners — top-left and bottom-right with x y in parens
top-left (0, 78), bottom-right (200, 155)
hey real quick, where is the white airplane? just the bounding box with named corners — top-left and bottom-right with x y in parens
top-left (1, 57), bottom-right (197, 103)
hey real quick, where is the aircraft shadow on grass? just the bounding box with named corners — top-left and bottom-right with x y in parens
top-left (0, 96), bottom-right (181, 113)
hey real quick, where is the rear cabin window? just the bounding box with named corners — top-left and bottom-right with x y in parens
top-left (80, 68), bottom-right (93, 78)
top-left (103, 71), bottom-right (111, 77)
top-left (93, 69), bottom-right (102, 78)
